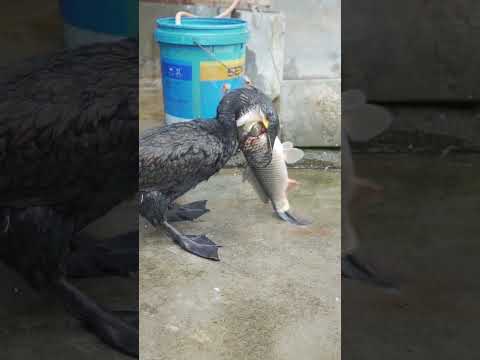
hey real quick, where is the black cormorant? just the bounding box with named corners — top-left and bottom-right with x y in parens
top-left (0, 39), bottom-right (139, 356)
top-left (139, 86), bottom-right (279, 260)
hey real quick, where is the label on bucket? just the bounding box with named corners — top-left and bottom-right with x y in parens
top-left (161, 59), bottom-right (193, 119)
top-left (200, 77), bottom-right (245, 118)
top-left (199, 58), bottom-right (245, 118)
top-left (200, 58), bottom-right (245, 81)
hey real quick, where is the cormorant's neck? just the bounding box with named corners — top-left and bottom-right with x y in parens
top-left (214, 112), bottom-right (239, 164)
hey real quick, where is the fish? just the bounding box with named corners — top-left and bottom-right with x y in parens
top-left (341, 89), bottom-right (393, 254)
top-left (243, 136), bottom-right (310, 226)
top-left (341, 89), bottom-right (397, 291)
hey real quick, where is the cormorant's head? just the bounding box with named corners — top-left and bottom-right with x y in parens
top-left (217, 87), bottom-right (279, 167)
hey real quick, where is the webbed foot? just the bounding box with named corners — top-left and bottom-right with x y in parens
top-left (56, 278), bottom-right (138, 357)
top-left (163, 221), bottom-right (220, 261)
top-left (166, 200), bottom-right (210, 222)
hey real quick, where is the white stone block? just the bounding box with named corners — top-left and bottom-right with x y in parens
top-left (234, 10), bottom-right (286, 100)
top-left (280, 79), bottom-right (341, 147)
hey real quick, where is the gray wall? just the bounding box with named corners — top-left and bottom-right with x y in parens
top-left (272, 0), bottom-right (341, 147)
top-left (273, 0), bottom-right (340, 80)
top-left (343, 1), bottom-right (480, 150)
top-left (343, 0), bottom-right (480, 102)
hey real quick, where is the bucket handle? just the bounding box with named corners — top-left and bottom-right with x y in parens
top-left (175, 0), bottom-right (241, 25)
top-left (193, 39), bottom-right (242, 76)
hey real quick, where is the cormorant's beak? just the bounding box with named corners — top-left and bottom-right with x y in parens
top-left (262, 116), bottom-right (274, 155)
top-left (262, 117), bottom-right (269, 130)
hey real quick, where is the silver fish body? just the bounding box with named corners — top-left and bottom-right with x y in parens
top-left (251, 137), bottom-right (290, 212)
top-left (341, 91), bottom-right (393, 254)
top-left (245, 136), bottom-right (309, 225)
top-left (341, 89), bottom-right (397, 291)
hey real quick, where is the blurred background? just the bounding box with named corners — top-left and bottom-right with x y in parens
top-left (343, 2), bottom-right (480, 359)
top-left (0, 2), bottom-right (138, 359)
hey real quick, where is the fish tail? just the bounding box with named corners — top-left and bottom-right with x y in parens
top-left (275, 208), bottom-right (312, 226)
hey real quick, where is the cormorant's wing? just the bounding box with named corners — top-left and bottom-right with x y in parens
top-left (139, 121), bottom-right (227, 196)
top-left (0, 40), bottom-right (138, 208)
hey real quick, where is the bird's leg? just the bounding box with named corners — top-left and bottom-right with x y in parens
top-left (55, 277), bottom-right (138, 357)
top-left (139, 191), bottom-right (220, 261)
top-left (66, 231), bottom-right (138, 278)
top-left (165, 200), bottom-right (210, 222)
top-left (2, 207), bottom-right (138, 357)
top-left (61, 235), bottom-right (139, 356)
top-left (138, 191), bottom-right (168, 227)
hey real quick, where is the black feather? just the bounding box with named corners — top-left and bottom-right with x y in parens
top-left (0, 38), bottom-right (138, 284)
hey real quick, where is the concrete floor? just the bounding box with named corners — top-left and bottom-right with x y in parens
top-left (343, 153), bottom-right (480, 360)
top-left (0, 201), bottom-right (138, 360)
top-left (140, 168), bottom-right (341, 360)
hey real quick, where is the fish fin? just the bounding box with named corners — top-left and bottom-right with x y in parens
top-left (342, 104), bottom-right (392, 142)
top-left (242, 166), bottom-right (270, 203)
top-left (352, 176), bottom-right (384, 192)
top-left (284, 148), bottom-right (304, 164)
top-left (276, 210), bottom-right (312, 226)
top-left (287, 178), bottom-right (301, 192)
top-left (280, 139), bottom-right (304, 164)
top-left (342, 89), bottom-right (367, 110)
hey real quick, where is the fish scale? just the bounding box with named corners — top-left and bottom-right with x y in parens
top-left (244, 136), bottom-right (310, 225)
top-left (250, 137), bottom-right (290, 212)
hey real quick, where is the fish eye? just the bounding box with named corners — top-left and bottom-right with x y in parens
top-left (249, 123), bottom-right (263, 137)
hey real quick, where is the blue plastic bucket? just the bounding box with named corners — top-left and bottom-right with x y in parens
top-left (155, 17), bottom-right (249, 123)
top-left (60, 0), bottom-right (138, 48)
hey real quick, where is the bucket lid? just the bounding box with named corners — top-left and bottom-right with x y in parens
top-left (155, 17), bottom-right (249, 46)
